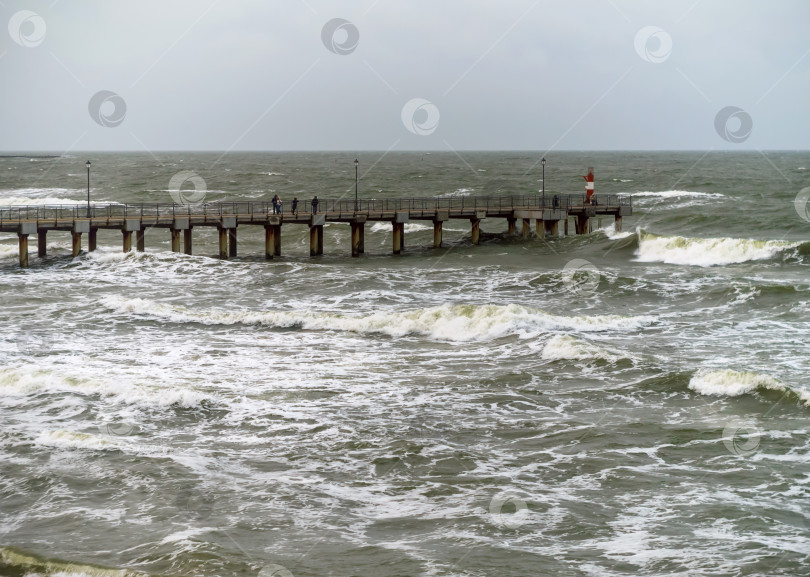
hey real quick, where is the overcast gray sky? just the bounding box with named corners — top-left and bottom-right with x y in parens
top-left (1, 0), bottom-right (808, 151)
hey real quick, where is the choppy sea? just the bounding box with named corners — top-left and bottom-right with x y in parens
top-left (1, 151), bottom-right (809, 577)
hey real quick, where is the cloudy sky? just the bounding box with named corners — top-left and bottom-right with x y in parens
top-left (1, 0), bottom-right (808, 151)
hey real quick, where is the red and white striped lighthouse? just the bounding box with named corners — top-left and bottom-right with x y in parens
top-left (583, 167), bottom-right (594, 204)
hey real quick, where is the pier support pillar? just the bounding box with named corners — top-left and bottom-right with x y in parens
top-left (471, 219), bottom-right (481, 245)
top-left (433, 221), bottom-right (443, 248)
top-left (536, 219), bottom-right (544, 239)
top-left (614, 215), bottom-right (622, 232)
top-left (170, 229), bottom-right (181, 253)
top-left (507, 217), bottom-right (516, 237)
top-left (136, 230), bottom-right (145, 252)
top-left (522, 218), bottom-right (531, 239)
top-left (544, 220), bottom-right (559, 237)
top-left (576, 215), bottom-right (589, 235)
top-left (392, 222), bottom-right (403, 255)
top-left (88, 228), bottom-right (97, 252)
top-left (228, 228), bottom-right (238, 257)
top-left (265, 225), bottom-right (281, 259)
top-left (18, 234), bottom-right (29, 268)
top-left (310, 225), bottom-right (324, 256)
top-left (351, 220), bottom-right (365, 258)
top-left (564, 218), bottom-right (569, 236)
top-left (73, 232), bottom-right (83, 256)
top-left (433, 211), bottom-right (448, 248)
top-left (184, 228), bottom-right (193, 255)
top-left (218, 228), bottom-right (228, 259)
top-left (37, 229), bottom-right (47, 258)
top-left (122, 231), bottom-right (132, 253)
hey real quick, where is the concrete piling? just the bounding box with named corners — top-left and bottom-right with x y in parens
top-left (37, 229), bottom-right (47, 258)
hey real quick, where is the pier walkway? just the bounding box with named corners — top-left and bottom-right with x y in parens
top-left (0, 194), bottom-right (631, 267)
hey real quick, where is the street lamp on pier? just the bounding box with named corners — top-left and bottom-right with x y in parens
top-left (354, 158), bottom-right (359, 211)
top-left (541, 157), bottom-right (546, 207)
top-left (85, 160), bottom-right (91, 218)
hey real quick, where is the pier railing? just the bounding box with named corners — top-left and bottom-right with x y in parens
top-left (0, 194), bottom-right (630, 225)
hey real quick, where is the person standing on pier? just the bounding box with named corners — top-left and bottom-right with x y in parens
top-left (271, 195), bottom-right (280, 214)
top-left (311, 196), bottom-right (319, 214)
top-left (292, 197), bottom-right (299, 216)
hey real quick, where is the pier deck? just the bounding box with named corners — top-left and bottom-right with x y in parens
top-left (0, 194), bottom-right (631, 267)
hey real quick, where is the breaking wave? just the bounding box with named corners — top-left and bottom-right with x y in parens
top-left (688, 369), bottom-right (810, 405)
top-left (630, 190), bottom-right (724, 199)
top-left (636, 230), bottom-right (801, 267)
top-left (99, 296), bottom-right (657, 341)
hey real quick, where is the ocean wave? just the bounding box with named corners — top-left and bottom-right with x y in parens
top-left (636, 230), bottom-right (800, 267)
top-left (99, 296), bottom-right (657, 341)
top-left (369, 222), bottom-right (434, 233)
top-left (0, 545), bottom-right (147, 577)
top-left (630, 190), bottom-right (724, 199)
top-left (599, 223), bottom-right (634, 240)
top-left (541, 334), bottom-right (631, 363)
top-left (0, 366), bottom-right (211, 408)
top-left (0, 196), bottom-right (83, 206)
top-left (688, 369), bottom-right (810, 405)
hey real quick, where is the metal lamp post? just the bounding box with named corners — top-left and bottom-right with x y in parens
top-left (85, 160), bottom-right (91, 217)
top-left (354, 158), bottom-right (359, 211)
top-left (541, 157), bottom-right (546, 207)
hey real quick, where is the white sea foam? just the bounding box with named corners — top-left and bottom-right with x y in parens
top-left (0, 196), bottom-right (83, 206)
top-left (99, 296), bottom-right (656, 341)
top-left (541, 334), bottom-right (627, 363)
top-left (636, 231), bottom-right (799, 267)
top-left (688, 369), bottom-right (810, 405)
top-left (0, 366), bottom-right (211, 409)
top-left (599, 223), bottom-right (633, 240)
top-left (631, 190), bottom-right (724, 199)
top-left (369, 222), bottom-right (452, 233)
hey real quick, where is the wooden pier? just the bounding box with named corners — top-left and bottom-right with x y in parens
top-left (0, 194), bottom-right (631, 267)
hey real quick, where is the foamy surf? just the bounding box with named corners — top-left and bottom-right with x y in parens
top-left (636, 230), bottom-right (800, 267)
top-left (688, 369), bottom-right (810, 405)
top-left (0, 366), bottom-right (211, 409)
top-left (631, 190), bottom-right (724, 199)
top-left (99, 296), bottom-right (656, 341)
top-left (541, 334), bottom-right (632, 364)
